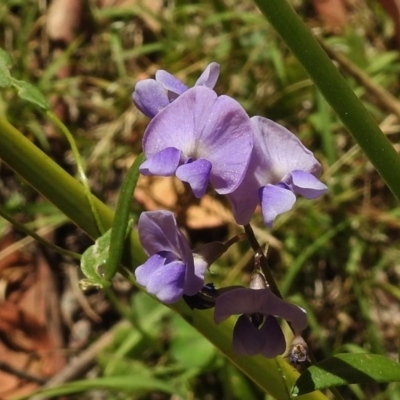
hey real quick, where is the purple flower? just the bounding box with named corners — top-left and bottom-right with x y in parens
top-left (135, 211), bottom-right (227, 304)
top-left (228, 116), bottom-right (327, 226)
top-left (214, 287), bottom-right (307, 358)
top-left (133, 62), bottom-right (220, 118)
top-left (139, 86), bottom-right (253, 198)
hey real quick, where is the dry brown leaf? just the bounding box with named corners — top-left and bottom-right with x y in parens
top-left (0, 236), bottom-right (65, 398)
top-left (379, 0), bottom-right (400, 49)
top-left (46, 0), bottom-right (94, 43)
top-left (135, 175), bottom-right (234, 228)
top-left (135, 175), bottom-right (180, 211)
top-left (186, 195), bottom-right (235, 228)
top-left (312, 0), bottom-right (348, 33)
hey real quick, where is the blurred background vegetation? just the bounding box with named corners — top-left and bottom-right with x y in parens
top-left (1, 0), bottom-right (400, 398)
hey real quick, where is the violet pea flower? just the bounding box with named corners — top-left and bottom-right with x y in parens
top-left (135, 211), bottom-right (227, 304)
top-left (139, 86), bottom-right (253, 198)
top-left (214, 287), bottom-right (307, 358)
top-left (228, 116), bottom-right (327, 226)
top-left (133, 62), bottom-right (220, 118)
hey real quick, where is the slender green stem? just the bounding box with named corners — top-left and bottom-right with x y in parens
top-left (253, 0), bottom-right (400, 202)
top-left (0, 206), bottom-right (81, 260)
top-left (46, 111), bottom-right (105, 235)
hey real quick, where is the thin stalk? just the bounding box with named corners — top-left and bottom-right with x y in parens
top-left (46, 111), bottom-right (105, 235)
top-left (0, 206), bottom-right (81, 260)
top-left (244, 223), bottom-right (281, 298)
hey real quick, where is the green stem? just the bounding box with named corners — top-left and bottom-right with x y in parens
top-left (253, 0), bottom-right (400, 202)
top-left (46, 111), bottom-right (105, 235)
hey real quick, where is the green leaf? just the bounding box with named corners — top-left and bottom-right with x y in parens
top-left (10, 78), bottom-right (50, 109)
top-left (0, 48), bottom-right (12, 88)
top-left (292, 353), bottom-right (400, 396)
top-left (103, 153), bottom-right (145, 280)
top-left (80, 221), bottom-right (134, 288)
top-left (170, 315), bottom-right (216, 369)
top-left (80, 229), bottom-right (113, 289)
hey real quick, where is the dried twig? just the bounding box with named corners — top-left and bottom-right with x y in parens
top-left (0, 360), bottom-right (46, 385)
top-left (31, 320), bottom-right (129, 400)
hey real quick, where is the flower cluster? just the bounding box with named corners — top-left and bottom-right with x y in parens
top-left (132, 63), bottom-right (327, 359)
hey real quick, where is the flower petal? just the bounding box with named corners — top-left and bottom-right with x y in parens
top-left (176, 158), bottom-right (212, 198)
top-left (138, 211), bottom-right (192, 262)
top-left (195, 62), bottom-right (220, 88)
top-left (259, 184), bottom-right (296, 227)
top-left (192, 256), bottom-right (208, 282)
top-left (258, 292), bottom-right (308, 332)
top-left (250, 116), bottom-right (322, 184)
top-left (132, 79), bottom-right (170, 118)
top-left (258, 316), bottom-right (286, 358)
top-left (155, 70), bottom-right (188, 98)
top-left (232, 315), bottom-right (264, 356)
top-left (183, 268), bottom-right (204, 296)
top-left (146, 259), bottom-right (186, 303)
top-left (215, 287), bottom-right (307, 332)
top-left (228, 168), bottom-right (260, 225)
top-left (202, 94), bottom-right (253, 194)
top-left (287, 170), bottom-right (327, 199)
top-left (192, 241), bottom-right (229, 269)
top-left (135, 253), bottom-right (166, 287)
top-left (139, 147), bottom-right (181, 176)
top-left (142, 86), bottom-right (217, 158)
top-left (214, 287), bottom-right (264, 323)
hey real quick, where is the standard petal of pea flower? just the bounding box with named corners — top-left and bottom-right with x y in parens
top-left (135, 211), bottom-right (229, 304)
top-left (139, 86), bottom-right (253, 197)
top-left (228, 116), bottom-right (327, 226)
top-left (133, 62), bottom-right (220, 117)
top-left (214, 287), bottom-right (307, 358)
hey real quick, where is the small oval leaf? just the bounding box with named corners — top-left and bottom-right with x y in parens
top-left (10, 79), bottom-right (50, 109)
top-left (80, 229), bottom-right (113, 288)
top-left (292, 353), bottom-right (400, 396)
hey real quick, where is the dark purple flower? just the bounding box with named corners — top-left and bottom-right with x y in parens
top-left (139, 86), bottom-right (253, 198)
top-left (133, 62), bottom-right (220, 118)
top-left (135, 211), bottom-right (227, 304)
top-left (214, 287), bottom-right (307, 358)
top-left (228, 116), bottom-right (327, 226)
